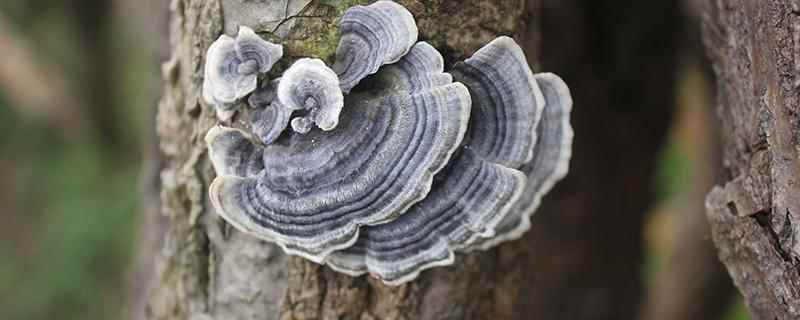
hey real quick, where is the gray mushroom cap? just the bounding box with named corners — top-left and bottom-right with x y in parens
top-left (206, 126), bottom-right (264, 178)
top-left (325, 37), bottom-right (552, 285)
top-left (203, 26), bottom-right (283, 120)
top-left (333, 0), bottom-right (418, 93)
top-left (277, 59), bottom-right (344, 132)
top-left (207, 44), bottom-right (471, 262)
top-left (469, 73), bottom-right (573, 250)
top-left (248, 79), bottom-right (292, 144)
top-left (451, 36), bottom-right (545, 168)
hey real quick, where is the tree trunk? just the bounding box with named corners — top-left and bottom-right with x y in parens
top-left (703, 1), bottom-right (800, 319)
top-left (146, 1), bottom-right (679, 319)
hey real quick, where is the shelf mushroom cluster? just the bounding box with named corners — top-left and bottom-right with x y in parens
top-left (202, 0), bottom-right (573, 286)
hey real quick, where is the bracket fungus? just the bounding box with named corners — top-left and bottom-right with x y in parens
top-left (325, 37), bottom-right (562, 284)
top-left (470, 73), bottom-right (574, 250)
top-left (452, 36), bottom-right (545, 168)
top-left (326, 148), bottom-right (528, 285)
top-left (206, 126), bottom-right (264, 178)
top-left (333, 0), bottom-right (418, 93)
top-left (203, 26), bottom-right (283, 120)
top-left (202, 1), bottom-right (573, 286)
top-left (207, 60), bottom-right (470, 261)
top-left (277, 58), bottom-right (345, 132)
top-left (248, 79), bottom-right (291, 144)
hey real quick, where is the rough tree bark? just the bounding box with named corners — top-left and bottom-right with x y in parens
top-left (702, 1), bottom-right (800, 319)
top-left (146, 1), bottom-right (679, 319)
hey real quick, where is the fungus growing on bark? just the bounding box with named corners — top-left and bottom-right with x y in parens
top-left (326, 37), bottom-right (562, 285)
top-left (333, 0), bottom-right (418, 93)
top-left (469, 73), bottom-right (573, 250)
top-left (248, 79), bottom-right (291, 144)
top-left (326, 148), bottom-right (528, 285)
top-left (203, 26), bottom-right (283, 120)
top-left (277, 58), bottom-right (344, 132)
top-left (451, 36), bottom-right (545, 168)
top-left (203, 1), bottom-right (573, 286)
top-left (206, 126), bottom-right (264, 178)
top-left (207, 62), bottom-right (470, 262)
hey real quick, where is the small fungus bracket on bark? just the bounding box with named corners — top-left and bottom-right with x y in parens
top-left (248, 79), bottom-right (292, 144)
top-left (332, 0), bottom-right (418, 93)
top-left (202, 0), bottom-right (574, 285)
top-left (278, 58), bottom-right (344, 132)
top-left (203, 26), bottom-right (283, 120)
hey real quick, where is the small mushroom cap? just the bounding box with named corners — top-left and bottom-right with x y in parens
top-left (203, 35), bottom-right (246, 107)
top-left (247, 78), bottom-right (280, 108)
top-left (207, 46), bottom-right (471, 262)
top-left (277, 58), bottom-right (344, 132)
top-left (324, 38), bottom-right (549, 285)
top-left (469, 72), bottom-right (573, 250)
top-left (290, 117), bottom-right (314, 134)
top-left (333, 0), bottom-right (418, 93)
top-left (203, 26), bottom-right (283, 119)
top-left (249, 103), bottom-right (291, 144)
top-left (452, 36), bottom-right (545, 168)
top-left (236, 26), bottom-right (283, 74)
top-left (248, 80), bottom-right (292, 144)
top-left (205, 126), bottom-right (264, 177)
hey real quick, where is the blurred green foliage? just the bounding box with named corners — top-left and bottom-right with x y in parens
top-left (654, 141), bottom-right (691, 204)
top-left (0, 100), bottom-right (140, 320)
top-left (726, 300), bottom-right (751, 320)
top-left (0, 1), bottom-right (152, 319)
top-left (650, 129), bottom-right (749, 320)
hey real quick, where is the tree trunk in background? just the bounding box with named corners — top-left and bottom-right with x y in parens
top-left (703, 1), bottom-right (800, 319)
top-left (146, 0), bottom-right (678, 319)
top-left (512, 1), bottom-right (680, 318)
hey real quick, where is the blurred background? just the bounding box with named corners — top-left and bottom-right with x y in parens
top-left (0, 0), bottom-right (166, 319)
top-left (0, 1), bottom-right (749, 320)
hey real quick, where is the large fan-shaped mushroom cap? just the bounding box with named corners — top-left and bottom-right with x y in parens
top-left (325, 37), bottom-right (554, 285)
top-left (326, 148), bottom-right (527, 285)
top-left (469, 72), bottom-right (573, 250)
top-left (452, 36), bottom-right (545, 168)
top-left (207, 42), bottom-right (470, 262)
